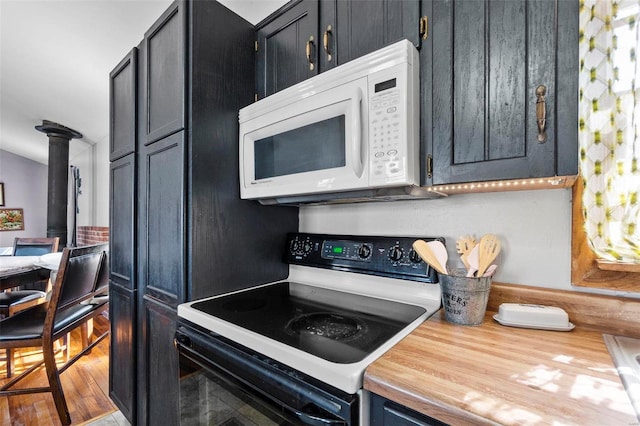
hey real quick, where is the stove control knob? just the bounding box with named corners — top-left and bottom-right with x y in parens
top-left (291, 240), bottom-right (301, 253)
top-left (388, 245), bottom-right (403, 262)
top-left (303, 241), bottom-right (312, 253)
top-left (409, 249), bottom-right (422, 263)
top-left (358, 244), bottom-right (371, 259)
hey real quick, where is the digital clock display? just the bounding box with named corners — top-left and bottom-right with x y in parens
top-left (333, 247), bottom-right (343, 254)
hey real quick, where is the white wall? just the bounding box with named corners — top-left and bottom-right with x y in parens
top-left (0, 142), bottom-right (107, 249)
top-left (67, 136), bottom-right (109, 232)
top-left (94, 136), bottom-right (109, 226)
top-left (300, 188), bottom-right (573, 290)
top-left (69, 143), bottom-right (93, 233)
top-left (0, 149), bottom-right (48, 246)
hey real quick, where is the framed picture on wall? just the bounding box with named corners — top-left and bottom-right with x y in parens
top-left (0, 183), bottom-right (4, 206)
top-left (0, 208), bottom-right (24, 231)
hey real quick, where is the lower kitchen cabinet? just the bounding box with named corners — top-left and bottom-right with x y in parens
top-left (108, 283), bottom-right (136, 422)
top-left (370, 393), bottom-right (447, 426)
top-left (138, 297), bottom-right (179, 426)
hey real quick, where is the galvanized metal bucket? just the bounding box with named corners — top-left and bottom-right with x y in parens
top-left (438, 269), bottom-right (492, 326)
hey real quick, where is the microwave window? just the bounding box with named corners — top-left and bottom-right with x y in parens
top-left (254, 115), bottom-right (346, 179)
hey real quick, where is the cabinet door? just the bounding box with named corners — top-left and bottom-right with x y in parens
top-left (333, 0), bottom-right (420, 66)
top-left (109, 49), bottom-right (137, 161)
top-left (256, 0), bottom-right (319, 99)
top-left (430, 0), bottom-right (560, 184)
top-left (109, 153), bottom-right (137, 423)
top-left (138, 131), bottom-right (185, 307)
top-left (144, 1), bottom-right (185, 144)
top-left (138, 297), bottom-right (179, 426)
top-left (109, 283), bottom-right (136, 423)
top-left (370, 393), bottom-right (447, 426)
top-left (109, 154), bottom-right (136, 291)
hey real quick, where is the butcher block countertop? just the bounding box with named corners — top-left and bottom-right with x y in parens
top-left (364, 282), bottom-right (640, 426)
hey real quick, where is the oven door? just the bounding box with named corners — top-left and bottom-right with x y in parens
top-left (175, 322), bottom-right (358, 426)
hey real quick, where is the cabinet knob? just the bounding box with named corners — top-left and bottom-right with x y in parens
top-left (536, 85), bottom-right (547, 143)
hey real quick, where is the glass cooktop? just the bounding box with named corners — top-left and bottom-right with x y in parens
top-left (190, 281), bottom-right (426, 364)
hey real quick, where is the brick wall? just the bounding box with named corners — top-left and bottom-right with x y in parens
top-left (77, 226), bottom-right (109, 246)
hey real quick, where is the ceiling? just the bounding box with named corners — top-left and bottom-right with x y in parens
top-left (0, 0), bottom-right (287, 165)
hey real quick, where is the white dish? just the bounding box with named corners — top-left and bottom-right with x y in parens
top-left (493, 314), bottom-right (575, 331)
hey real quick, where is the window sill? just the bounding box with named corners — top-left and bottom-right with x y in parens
top-left (596, 260), bottom-right (640, 273)
top-left (572, 176), bottom-right (640, 292)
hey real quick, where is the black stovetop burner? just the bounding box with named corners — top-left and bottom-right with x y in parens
top-left (286, 312), bottom-right (366, 341)
top-left (190, 281), bottom-right (426, 364)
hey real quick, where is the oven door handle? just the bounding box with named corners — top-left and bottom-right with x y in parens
top-left (293, 403), bottom-right (348, 426)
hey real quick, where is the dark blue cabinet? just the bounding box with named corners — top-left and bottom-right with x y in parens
top-left (256, 0), bottom-right (421, 98)
top-left (424, 0), bottom-right (578, 185)
top-left (109, 2), bottom-right (298, 425)
top-left (370, 392), bottom-right (448, 425)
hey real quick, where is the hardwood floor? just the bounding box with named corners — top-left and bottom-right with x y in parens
top-left (0, 314), bottom-right (118, 426)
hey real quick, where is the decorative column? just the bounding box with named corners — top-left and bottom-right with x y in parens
top-left (35, 120), bottom-right (83, 249)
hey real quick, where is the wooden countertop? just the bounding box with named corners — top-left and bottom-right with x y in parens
top-left (364, 283), bottom-right (640, 425)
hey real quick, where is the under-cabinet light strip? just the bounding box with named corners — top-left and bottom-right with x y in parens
top-left (426, 175), bottom-right (577, 195)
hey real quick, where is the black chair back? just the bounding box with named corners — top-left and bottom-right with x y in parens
top-left (13, 237), bottom-right (60, 256)
top-left (0, 242), bottom-right (110, 426)
top-left (50, 243), bottom-right (108, 315)
top-left (95, 251), bottom-right (109, 294)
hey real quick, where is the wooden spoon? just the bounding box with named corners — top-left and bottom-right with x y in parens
top-left (455, 235), bottom-right (476, 270)
top-left (482, 264), bottom-right (498, 277)
top-left (426, 240), bottom-right (448, 274)
top-left (466, 244), bottom-right (479, 277)
top-left (412, 240), bottom-right (447, 275)
top-left (476, 234), bottom-right (501, 277)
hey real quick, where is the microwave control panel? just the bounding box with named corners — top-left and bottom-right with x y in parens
top-left (370, 77), bottom-right (404, 181)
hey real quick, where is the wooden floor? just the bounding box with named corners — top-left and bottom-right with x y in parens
top-left (0, 314), bottom-right (118, 426)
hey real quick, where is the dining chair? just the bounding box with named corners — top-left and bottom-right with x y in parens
top-left (0, 237), bottom-right (60, 318)
top-left (13, 237), bottom-right (60, 256)
top-left (0, 243), bottom-right (109, 425)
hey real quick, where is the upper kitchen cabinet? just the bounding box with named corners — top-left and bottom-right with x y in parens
top-left (256, 0), bottom-right (319, 99)
top-left (109, 48), bottom-right (137, 161)
top-left (256, 0), bottom-right (423, 98)
top-left (425, 0), bottom-right (578, 185)
top-left (143, 2), bottom-right (185, 145)
top-left (321, 0), bottom-right (421, 70)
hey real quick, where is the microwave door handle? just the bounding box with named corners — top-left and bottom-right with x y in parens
top-left (351, 88), bottom-right (364, 178)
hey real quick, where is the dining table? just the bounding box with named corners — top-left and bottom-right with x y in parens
top-left (0, 253), bottom-right (62, 291)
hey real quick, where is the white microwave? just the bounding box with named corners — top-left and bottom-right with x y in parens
top-left (239, 39), bottom-right (439, 205)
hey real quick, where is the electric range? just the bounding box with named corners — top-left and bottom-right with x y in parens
top-left (176, 233), bottom-right (442, 425)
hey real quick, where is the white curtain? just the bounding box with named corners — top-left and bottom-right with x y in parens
top-left (579, 0), bottom-right (640, 263)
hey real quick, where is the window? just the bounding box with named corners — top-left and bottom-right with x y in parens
top-left (575, 0), bottom-right (640, 290)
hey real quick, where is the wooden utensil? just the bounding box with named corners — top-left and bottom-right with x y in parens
top-left (476, 234), bottom-right (501, 277)
top-left (482, 264), bottom-right (498, 277)
top-left (412, 240), bottom-right (447, 275)
top-left (426, 240), bottom-right (448, 274)
top-left (466, 244), bottom-right (479, 277)
top-left (455, 235), bottom-right (476, 270)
